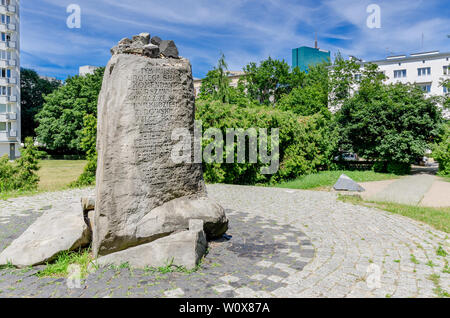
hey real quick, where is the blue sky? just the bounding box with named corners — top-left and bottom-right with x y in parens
top-left (21, 0), bottom-right (450, 80)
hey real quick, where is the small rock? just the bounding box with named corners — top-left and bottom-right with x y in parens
top-left (139, 33), bottom-right (151, 44)
top-left (150, 36), bottom-right (162, 46)
top-left (159, 40), bottom-right (179, 58)
top-left (333, 174), bottom-right (365, 192)
top-left (143, 44), bottom-right (160, 58)
top-left (118, 37), bottom-right (132, 46)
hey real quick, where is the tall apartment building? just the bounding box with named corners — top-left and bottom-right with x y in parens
top-left (349, 51), bottom-right (450, 118)
top-left (292, 46), bottom-right (331, 72)
top-left (0, 0), bottom-right (19, 159)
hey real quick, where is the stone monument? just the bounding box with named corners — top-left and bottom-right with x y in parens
top-left (93, 33), bottom-right (228, 269)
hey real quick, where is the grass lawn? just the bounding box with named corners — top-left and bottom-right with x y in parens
top-left (0, 160), bottom-right (87, 200)
top-left (339, 195), bottom-right (450, 233)
top-left (276, 170), bottom-right (399, 190)
top-left (37, 160), bottom-right (87, 192)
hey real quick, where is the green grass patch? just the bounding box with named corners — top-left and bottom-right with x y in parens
top-left (276, 170), bottom-right (398, 190)
top-left (338, 195), bottom-right (450, 233)
top-left (36, 249), bottom-right (94, 279)
top-left (0, 160), bottom-right (89, 200)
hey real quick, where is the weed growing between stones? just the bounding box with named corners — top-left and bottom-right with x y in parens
top-left (35, 248), bottom-right (94, 278)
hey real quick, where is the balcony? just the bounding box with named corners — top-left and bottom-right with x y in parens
top-left (0, 95), bottom-right (17, 103)
top-left (8, 59), bottom-right (15, 66)
top-left (8, 129), bottom-right (17, 138)
top-left (7, 41), bottom-right (15, 48)
top-left (0, 5), bottom-right (15, 15)
top-left (0, 77), bottom-right (17, 85)
top-left (7, 112), bottom-right (17, 120)
top-left (0, 23), bottom-right (15, 32)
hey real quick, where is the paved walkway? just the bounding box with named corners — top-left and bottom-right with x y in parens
top-left (0, 185), bottom-right (449, 298)
top-left (360, 174), bottom-right (450, 207)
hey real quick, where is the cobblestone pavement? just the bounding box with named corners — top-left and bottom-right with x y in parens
top-left (1, 184), bottom-right (449, 298)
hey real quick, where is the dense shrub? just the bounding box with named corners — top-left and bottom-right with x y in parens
top-left (0, 137), bottom-right (41, 192)
top-left (71, 114), bottom-right (97, 187)
top-left (195, 100), bottom-right (337, 184)
top-left (337, 83), bottom-right (442, 169)
top-left (433, 122), bottom-right (450, 176)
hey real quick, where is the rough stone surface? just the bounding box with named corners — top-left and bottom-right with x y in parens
top-left (96, 219), bottom-right (207, 270)
top-left (151, 36), bottom-right (162, 46)
top-left (159, 40), bottom-right (179, 58)
top-left (333, 174), bottom-right (365, 192)
top-left (143, 44), bottom-right (160, 58)
top-left (94, 51), bottom-right (227, 257)
top-left (81, 197), bottom-right (95, 213)
top-left (0, 201), bottom-right (90, 268)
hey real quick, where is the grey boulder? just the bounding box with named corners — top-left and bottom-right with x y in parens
top-left (0, 202), bottom-right (91, 268)
top-left (333, 174), bottom-right (365, 192)
top-left (95, 219), bottom-right (207, 270)
top-left (150, 36), bottom-right (162, 46)
top-left (143, 44), bottom-right (160, 58)
top-left (159, 40), bottom-right (179, 58)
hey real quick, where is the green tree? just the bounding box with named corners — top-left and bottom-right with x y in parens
top-left (278, 62), bottom-right (330, 116)
top-left (198, 54), bottom-right (231, 103)
top-left (242, 57), bottom-right (295, 105)
top-left (336, 82), bottom-right (442, 174)
top-left (35, 67), bottom-right (104, 154)
top-left (72, 114), bottom-right (97, 186)
top-left (20, 68), bottom-right (61, 138)
top-left (329, 53), bottom-right (361, 109)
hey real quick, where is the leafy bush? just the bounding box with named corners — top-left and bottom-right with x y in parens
top-left (337, 83), bottom-right (442, 169)
top-left (71, 114), bottom-right (97, 187)
top-left (196, 100), bottom-right (337, 184)
top-left (433, 122), bottom-right (450, 176)
top-left (0, 137), bottom-right (41, 192)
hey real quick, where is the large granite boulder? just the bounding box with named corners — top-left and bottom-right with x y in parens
top-left (0, 202), bottom-right (91, 268)
top-left (96, 219), bottom-right (207, 270)
top-left (93, 34), bottom-right (228, 259)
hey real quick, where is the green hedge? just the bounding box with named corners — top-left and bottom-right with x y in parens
top-left (433, 122), bottom-right (450, 176)
top-left (0, 137), bottom-right (40, 192)
top-left (195, 100), bottom-right (336, 184)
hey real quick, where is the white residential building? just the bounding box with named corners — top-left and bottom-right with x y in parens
top-left (352, 51), bottom-right (450, 118)
top-left (0, 0), bottom-right (20, 159)
top-left (193, 71), bottom-right (245, 98)
top-left (79, 65), bottom-right (99, 76)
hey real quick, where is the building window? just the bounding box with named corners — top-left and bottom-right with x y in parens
top-left (0, 86), bottom-right (10, 96)
top-left (0, 50), bottom-right (11, 60)
top-left (0, 68), bottom-right (10, 78)
top-left (1, 0), bottom-right (11, 6)
top-left (418, 67), bottom-right (431, 76)
top-left (418, 84), bottom-right (431, 93)
top-left (0, 122), bottom-right (6, 132)
top-left (0, 14), bottom-right (10, 24)
top-left (444, 66), bottom-right (449, 75)
top-left (444, 86), bottom-right (448, 93)
top-left (394, 70), bottom-right (407, 78)
top-left (0, 103), bottom-right (5, 113)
